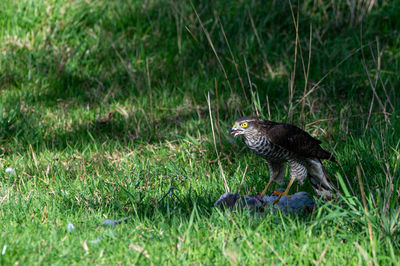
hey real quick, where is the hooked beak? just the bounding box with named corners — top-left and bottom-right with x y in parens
top-left (230, 127), bottom-right (242, 137)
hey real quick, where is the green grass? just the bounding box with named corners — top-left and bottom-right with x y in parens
top-left (1, 0), bottom-right (399, 264)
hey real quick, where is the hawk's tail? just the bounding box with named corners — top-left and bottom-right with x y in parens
top-left (307, 159), bottom-right (337, 200)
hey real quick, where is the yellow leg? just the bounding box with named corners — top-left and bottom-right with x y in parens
top-left (273, 176), bottom-right (296, 205)
top-left (260, 179), bottom-right (273, 196)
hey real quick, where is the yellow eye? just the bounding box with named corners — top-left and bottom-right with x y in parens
top-left (240, 122), bottom-right (248, 128)
top-left (233, 124), bottom-right (236, 128)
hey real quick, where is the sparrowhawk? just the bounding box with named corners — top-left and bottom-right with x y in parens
top-left (231, 116), bottom-right (337, 204)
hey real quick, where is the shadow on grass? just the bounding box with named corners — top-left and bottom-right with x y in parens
top-left (1, 0), bottom-right (399, 156)
top-left (58, 185), bottom-right (220, 221)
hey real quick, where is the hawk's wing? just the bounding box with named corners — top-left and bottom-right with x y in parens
top-left (264, 122), bottom-right (336, 162)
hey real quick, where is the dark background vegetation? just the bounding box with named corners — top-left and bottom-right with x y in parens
top-left (1, 0), bottom-right (399, 147)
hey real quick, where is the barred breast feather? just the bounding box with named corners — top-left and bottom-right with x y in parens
top-left (244, 135), bottom-right (290, 161)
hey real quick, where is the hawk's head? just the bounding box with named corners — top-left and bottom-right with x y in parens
top-left (230, 116), bottom-right (263, 137)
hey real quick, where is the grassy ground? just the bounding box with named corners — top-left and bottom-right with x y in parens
top-left (1, 0), bottom-right (399, 264)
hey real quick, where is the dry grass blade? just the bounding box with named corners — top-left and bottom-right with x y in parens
top-left (255, 233), bottom-right (287, 265)
top-left (314, 242), bottom-right (330, 266)
top-left (287, 0), bottom-right (299, 123)
top-left (229, 217), bottom-right (253, 249)
top-left (192, 4), bottom-right (233, 94)
top-left (207, 92), bottom-right (230, 193)
top-left (82, 240), bottom-right (89, 253)
top-left (390, 208), bottom-right (400, 234)
top-left (111, 42), bottom-right (135, 84)
top-left (218, 17), bottom-right (248, 103)
top-left (355, 242), bottom-right (372, 266)
top-left (361, 59), bottom-right (388, 126)
top-left (29, 144), bottom-right (39, 172)
top-left (373, 38), bottom-right (394, 112)
top-left (357, 166), bottom-right (377, 266)
top-left (185, 25), bottom-right (198, 42)
top-left (301, 41), bottom-right (374, 102)
top-left (129, 244), bottom-right (150, 259)
top-left (247, 7), bottom-right (274, 77)
top-left (300, 24), bottom-right (312, 123)
top-left (146, 58), bottom-right (153, 117)
top-left (243, 56), bottom-right (259, 116)
top-left (238, 163), bottom-right (248, 194)
top-left (266, 95), bottom-right (271, 120)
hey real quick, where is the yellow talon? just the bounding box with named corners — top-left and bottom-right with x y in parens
top-left (272, 190), bottom-right (291, 198)
top-left (273, 176), bottom-right (296, 205)
top-left (272, 192), bottom-right (290, 204)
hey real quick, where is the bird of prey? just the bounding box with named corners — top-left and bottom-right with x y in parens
top-left (231, 116), bottom-right (337, 204)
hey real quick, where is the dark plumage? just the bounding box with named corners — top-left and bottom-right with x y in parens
top-left (231, 116), bottom-right (337, 203)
